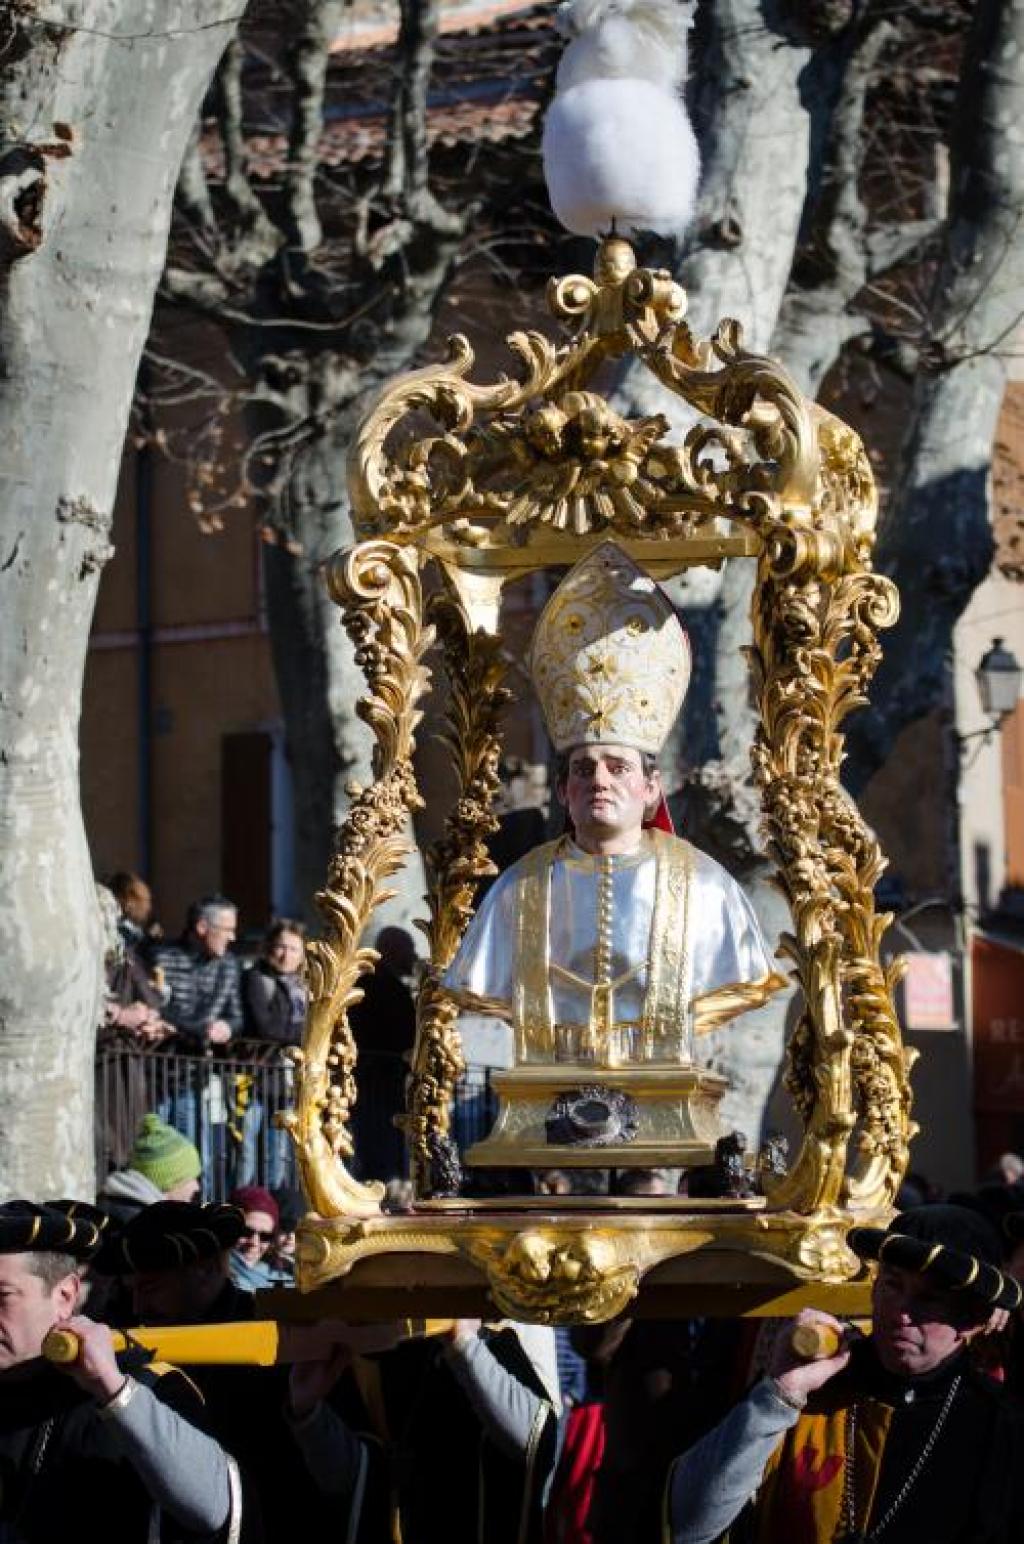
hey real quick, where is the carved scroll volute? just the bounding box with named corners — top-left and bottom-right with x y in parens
top-left (283, 541), bottom-right (434, 1220)
top-left (748, 466), bottom-right (908, 1218)
top-left (409, 572), bottom-right (511, 1194)
top-left (641, 317), bottom-right (819, 513)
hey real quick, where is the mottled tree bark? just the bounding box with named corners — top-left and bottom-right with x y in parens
top-left (0, 2), bottom-right (238, 1198)
top-left (846, 0), bottom-right (1024, 792)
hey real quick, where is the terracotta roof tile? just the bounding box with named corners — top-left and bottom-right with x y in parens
top-left (200, 2), bottom-right (555, 182)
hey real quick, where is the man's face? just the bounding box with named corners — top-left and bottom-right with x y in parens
top-left (195, 908), bottom-right (237, 958)
top-left (236, 1209), bottom-right (276, 1266)
top-left (871, 1264), bottom-right (983, 1376)
top-left (0, 1254), bottom-right (79, 1370)
top-left (558, 744), bottom-right (658, 850)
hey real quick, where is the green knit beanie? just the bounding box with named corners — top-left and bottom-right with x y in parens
top-left (129, 1114), bottom-right (201, 1193)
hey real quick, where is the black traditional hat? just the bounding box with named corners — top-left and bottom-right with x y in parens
top-left (849, 1204), bottom-right (1023, 1312)
top-left (94, 1200), bottom-right (244, 1276)
top-left (48, 1198), bottom-right (113, 1237)
top-left (0, 1200), bottom-right (104, 1262)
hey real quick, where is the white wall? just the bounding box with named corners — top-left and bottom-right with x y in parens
top-left (954, 569), bottom-right (1024, 915)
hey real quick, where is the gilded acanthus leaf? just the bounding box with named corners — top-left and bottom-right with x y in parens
top-left (285, 542), bottom-right (434, 1220)
top-left (407, 584), bottom-right (510, 1193)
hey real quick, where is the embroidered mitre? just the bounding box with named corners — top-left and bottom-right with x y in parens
top-left (529, 542), bottom-right (691, 755)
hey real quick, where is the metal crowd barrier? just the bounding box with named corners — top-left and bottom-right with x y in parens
top-left (95, 1037), bottom-right (495, 1200)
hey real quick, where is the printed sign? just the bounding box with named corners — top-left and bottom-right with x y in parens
top-left (902, 951), bottom-right (955, 1031)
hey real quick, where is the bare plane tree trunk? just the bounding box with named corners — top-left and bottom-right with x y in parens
top-left (846, 0), bottom-right (1024, 792)
top-left (0, 2), bottom-right (238, 1199)
top-left (261, 282), bottom-right (463, 933)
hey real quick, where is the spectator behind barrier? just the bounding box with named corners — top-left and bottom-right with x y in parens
top-left (153, 895), bottom-right (242, 1051)
top-left (98, 1114), bottom-right (202, 1225)
top-left (228, 1185), bottom-right (280, 1291)
top-left (243, 919), bottom-right (307, 1045)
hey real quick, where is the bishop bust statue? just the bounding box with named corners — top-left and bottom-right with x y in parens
top-left (443, 543), bottom-right (786, 1169)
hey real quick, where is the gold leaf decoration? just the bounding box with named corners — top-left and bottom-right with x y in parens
top-left (283, 541), bottom-right (434, 1219)
top-left (407, 581), bottom-right (511, 1192)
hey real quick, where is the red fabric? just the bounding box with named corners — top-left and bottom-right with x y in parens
top-left (545, 1402), bottom-right (607, 1544)
top-left (642, 792), bottom-right (675, 834)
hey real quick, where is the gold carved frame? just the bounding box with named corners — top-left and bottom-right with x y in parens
top-left (282, 238), bottom-right (913, 1326)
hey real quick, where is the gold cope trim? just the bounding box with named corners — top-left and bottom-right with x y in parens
top-left (691, 972), bottom-right (789, 1036)
top-left (518, 839), bottom-right (557, 1061)
top-left (513, 830), bottom-right (696, 1066)
top-left (644, 828), bottom-right (694, 1059)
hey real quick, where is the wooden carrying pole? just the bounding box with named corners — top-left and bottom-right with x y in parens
top-left (42, 1319), bottom-right (455, 1368)
top-left (789, 1321), bottom-right (845, 1360)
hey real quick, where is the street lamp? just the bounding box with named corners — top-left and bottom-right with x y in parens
top-left (958, 637), bottom-right (1024, 760)
top-left (975, 638), bottom-right (1023, 719)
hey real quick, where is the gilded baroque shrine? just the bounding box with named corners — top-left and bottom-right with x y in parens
top-left (278, 236), bottom-right (912, 1327)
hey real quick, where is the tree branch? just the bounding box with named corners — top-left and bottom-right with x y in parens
top-left (176, 120), bottom-right (220, 245)
top-left (771, 10), bottom-right (896, 395)
top-left (161, 262), bottom-right (233, 309)
top-left (211, 37), bottom-right (281, 270)
top-left (378, 0), bottom-right (461, 235)
top-left (865, 216), bottom-right (942, 277)
top-left (284, 0), bottom-right (345, 255)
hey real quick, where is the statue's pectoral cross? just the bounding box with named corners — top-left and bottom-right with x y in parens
top-left (550, 961), bottom-right (640, 1064)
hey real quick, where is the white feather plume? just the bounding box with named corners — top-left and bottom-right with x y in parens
top-left (542, 0), bottom-right (700, 239)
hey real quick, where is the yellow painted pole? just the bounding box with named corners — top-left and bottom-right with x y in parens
top-left (42, 1317), bottom-right (456, 1368)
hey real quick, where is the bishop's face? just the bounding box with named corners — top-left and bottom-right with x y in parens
top-left (559, 744), bottom-right (659, 854)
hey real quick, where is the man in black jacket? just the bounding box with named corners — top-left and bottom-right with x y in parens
top-left (98, 1200), bottom-right (375, 1543)
top-left (0, 1201), bottom-right (239, 1543)
top-left (155, 894), bottom-right (243, 1051)
top-left (666, 1205), bottom-right (1024, 1544)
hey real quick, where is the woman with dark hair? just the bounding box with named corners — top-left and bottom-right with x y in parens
top-left (238, 921), bottom-right (307, 1189)
top-left (242, 919), bottom-right (307, 1046)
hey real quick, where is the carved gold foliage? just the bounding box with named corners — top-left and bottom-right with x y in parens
top-left (408, 585), bottom-right (511, 1192)
top-left (795, 1221), bottom-right (861, 1281)
top-left (284, 542), bottom-right (434, 1219)
top-left (346, 239), bottom-right (846, 553)
top-left (748, 495), bottom-right (909, 1216)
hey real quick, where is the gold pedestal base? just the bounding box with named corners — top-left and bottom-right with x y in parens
top-left (464, 1063), bottom-right (728, 1168)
